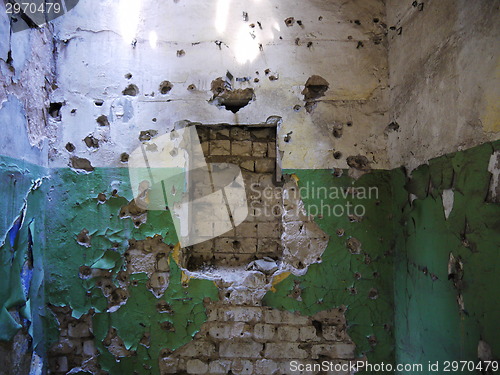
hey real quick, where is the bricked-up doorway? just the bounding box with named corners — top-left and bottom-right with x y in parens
top-left (181, 123), bottom-right (283, 271)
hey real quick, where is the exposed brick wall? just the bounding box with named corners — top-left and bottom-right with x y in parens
top-left (160, 304), bottom-right (357, 375)
top-left (186, 125), bottom-right (282, 270)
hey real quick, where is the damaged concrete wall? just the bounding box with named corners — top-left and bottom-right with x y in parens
top-left (392, 140), bottom-right (500, 371)
top-left (386, 0), bottom-right (500, 170)
top-left (48, 0), bottom-right (390, 170)
top-left (0, 1), bottom-right (54, 373)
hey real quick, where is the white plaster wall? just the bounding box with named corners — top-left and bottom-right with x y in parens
top-left (386, 0), bottom-right (500, 170)
top-left (49, 0), bottom-right (390, 169)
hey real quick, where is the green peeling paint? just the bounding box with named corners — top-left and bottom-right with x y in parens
top-left (44, 167), bottom-right (219, 374)
top-left (392, 141), bottom-right (500, 374)
top-left (0, 156), bottom-right (48, 354)
top-left (263, 169), bottom-right (396, 370)
top-left (1, 140), bottom-right (499, 374)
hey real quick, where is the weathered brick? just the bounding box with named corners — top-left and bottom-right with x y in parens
top-left (176, 340), bottom-right (215, 358)
top-left (219, 306), bottom-right (263, 323)
top-left (209, 360), bottom-right (231, 374)
top-left (186, 359), bottom-right (208, 374)
top-left (311, 343), bottom-right (355, 359)
top-left (68, 322), bottom-right (91, 338)
top-left (265, 343), bottom-right (308, 359)
top-left (208, 322), bottom-right (250, 340)
top-left (159, 357), bottom-right (179, 374)
top-left (232, 140), bottom-right (252, 156)
top-left (219, 340), bottom-right (263, 358)
top-left (280, 310), bottom-right (310, 325)
top-left (252, 142), bottom-right (268, 157)
top-left (231, 359), bottom-right (254, 375)
top-left (277, 326), bottom-right (299, 342)
top-left (211, 140), bottom-right (230, 155)
top-left (253, 323), bottom-right (276, 341)
top-left (255, 158), bottom-right (275, 173)
top-left (255, 359), bottom-right (279, 375)
top-left (322, 326), bottom-right (346, 341)
top-left (299, 326), bottom-right (320, 342)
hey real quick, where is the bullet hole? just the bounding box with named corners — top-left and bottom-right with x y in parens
top-left (318, 16), bottom-right (323, 21)
top-left (77, 228), bottom-right (91, 247)
top-left (284, 17), bottom-right (295, 27)
top-left (139, 129), bottom-right (158, 141)
top-left (122, 84), bottom-right (139, 96)
top-left (357, 41), bottom-right (364, 48)
top-left (347, 155), bottom-right (370, 170)
top-left (152, 118), bottom-right (157, 122)
top-left (354, 19), bottom-right (361, 25)
top-left (333, 168), bottom-right (343, 177)
top-left (209, 77), bottom-right (255, 113)
top-left (305, 101), bottom-right (317, 113)
top-left (373, 18), bottom-right (379, 23)
top-left (65, 142), bottom-right (75, 152)
top-left (312, 320), bottom-right (323, 335)
top-left (333, 124), bottom-right (343, 138)
top-left (418, 3), bottom-right (424, 11)
top-left (284, 131), bottom-right (293, 143)
top-left (297, 20), bottom-right (302, 26)
top-left (79, 265), bottom-right (92, 279)
top-left (84, 135), bottom-right (99, 148)
top-left (293, 104), bottom-right (301, 112)
top-left (348, 287), bottom-right (357, 295)
top-left (307, 41), bottom-right (313, 48)
top-left (302, 75), bottom-right (329, 101)
top-left (333, 151), bottom-right (342, 159)
top-left (373, 271), bottom-right (380, 278)
top-left (348, 214), bottom-right (363, 222)
top-left (264, 69), bottom-right (271, 75)
top-left (368, 288), bottom-right (379, 299)
top-left (249, 23), bottom-right (255, 28)
top-left (254, 78), bottom-right (259, 83)
top-left (97, 193), bottom-right (106, 203)
top-left (96, 115), bottom-right (110, 126)
top-left (385, 121), bottom-right (400, 133)
top-left (269, 75), bottom-right (278, 81)
top-left (176, 49), bottom-right (185, 57)
top-left (336, 228), bottom-right (345, 237)
top-left (397, 27), bottom-right (403, 35)
top-left (364, 254), bottom-right (372, 264)
top-left (346, 237), bottom-right (362, 254)
top-left (49, 102), bottom-right (63, 119)
top-left (160, 321), bottom-right (175, 332)
top-left (125, 73), bottom-right (132, 79)
top-left (159, 81), bottom-right (173, 95)
top-left (94, 99), bottom-right (104, 106)
top-left (346, 121), bottom-right (353, 127)
top-left (70, 109), bottom-right (76, 114)
top-left (367, 335), bottom-right (378, 346)
top-left (120, 152), bottom-right (129, 163)
top-left (187, 84), bottom-right (196, 91)
top-left (70, 156), bottom-right (94, 172)
top-left (257, 21), bottom-right (262, 29)
top-left (157, 301), bottom-right (172, 313)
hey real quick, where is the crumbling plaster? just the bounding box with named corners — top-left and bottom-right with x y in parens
top-left (48, 0), bottom-right (389, 170)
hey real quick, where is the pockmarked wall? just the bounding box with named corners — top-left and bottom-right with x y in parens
top-left (392, 141), bottom-right (500, 374)
top-left (386, 0), bottom-right (500, 170)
